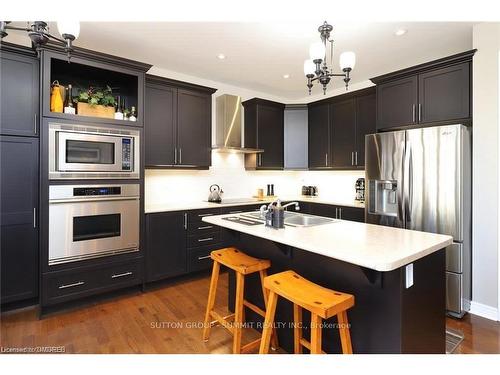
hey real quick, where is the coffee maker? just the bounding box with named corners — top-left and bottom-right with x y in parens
top-left (355, 178), bottom-right (365, 202)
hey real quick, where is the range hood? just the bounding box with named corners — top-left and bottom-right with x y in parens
top-left (213, 94), bottom-right (263, 153)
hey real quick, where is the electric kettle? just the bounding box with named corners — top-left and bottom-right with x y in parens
top-left (208, 184), bottom-right (223, 203)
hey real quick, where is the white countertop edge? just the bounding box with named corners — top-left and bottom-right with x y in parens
top-left (145, 196), bottom-right (365, 214)
top-left (202, 214), bottom-right (453, 272)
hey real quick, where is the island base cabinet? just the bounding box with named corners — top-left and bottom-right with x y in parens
top-left (225, 231), bottom-right (445, 354)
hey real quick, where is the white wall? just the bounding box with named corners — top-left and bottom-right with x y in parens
top-left (471, 23), bottom-right (500, 320)
top-left (145, 152), bottom-right (363, 207)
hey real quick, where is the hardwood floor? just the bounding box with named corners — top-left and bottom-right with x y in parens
top-left (1, 272), bottom-right (499, 354)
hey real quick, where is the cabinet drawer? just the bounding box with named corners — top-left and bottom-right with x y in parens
top-left (187, 232), bottom-right (222, 248)
top-left (220, 204), bottom-right (263, 214)
top-left (187, 246), bottom-right (214, 273)
top-left (188, 222), bottom-right (220, 235)
top-left (187, 209), bottom-right (221, 227)
top-left (43, 259), bottom-right (142, 306)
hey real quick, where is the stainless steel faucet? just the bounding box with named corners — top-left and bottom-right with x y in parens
top-left (282, 201), bottom-right (300, 211)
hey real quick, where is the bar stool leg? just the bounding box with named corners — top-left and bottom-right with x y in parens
top-left (233, 272), bottom-right (245, 354)
top-left (202, 261), bottom-right (220, 342)
top-left (259, 291), bottom-right (278, 354)
top-left (337, 311), bottom-right (353, 354)
top-left (259, 270), bottom-right (279, 350)
top-left (293, 304), bottom-right (303, 354)
top-left (310, 313), bottom-right (322, 354)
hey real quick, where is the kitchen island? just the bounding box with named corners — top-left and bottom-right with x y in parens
top-left (203, 212), bottom-right (453, 354)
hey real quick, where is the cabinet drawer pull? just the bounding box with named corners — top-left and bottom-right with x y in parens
top-left (197, 255), bottom-right (212, 260)
top-left (198, 237), bottom-right (214, 242)
top-left (58, 281), bottom-right (85, 289)
top-left (111, 271), bottom-right (133, 279)
top-left (229, 210), bottom-right (243, 214)
top-left (198, 225), bottom-right (213, 230)
top-left (198, 213), bottom-right (214, 217)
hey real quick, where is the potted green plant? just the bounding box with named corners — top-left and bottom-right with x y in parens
top-left (76, 86), bottom-right (116, 119)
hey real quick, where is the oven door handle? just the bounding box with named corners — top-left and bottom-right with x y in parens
top-left (49, 196), bottom-right (140, 204)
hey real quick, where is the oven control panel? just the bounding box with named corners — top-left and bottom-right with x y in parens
top-left (122, 138), bottom-right (132, 171)
top-left (73, 187), bottom-right (122, 196)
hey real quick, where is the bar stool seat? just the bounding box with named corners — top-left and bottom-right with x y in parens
top-left (259, 270), bottom-right (355, 354)
top-left (202, 247), bottom-right (278, 354)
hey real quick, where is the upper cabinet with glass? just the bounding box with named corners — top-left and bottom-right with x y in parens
top-left (41, 45), bottom-right (152, 127)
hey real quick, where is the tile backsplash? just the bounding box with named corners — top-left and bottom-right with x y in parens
top-left (145, 152), bottom-right (364, 206)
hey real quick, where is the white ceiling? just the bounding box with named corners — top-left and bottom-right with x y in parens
top-left (6, 22), bottom-right (474, 100)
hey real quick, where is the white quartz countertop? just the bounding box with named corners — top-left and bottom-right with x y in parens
top-left (145, 196), bottom-right (365, 214)
top-left (202, 213), bottom-right (452, 272)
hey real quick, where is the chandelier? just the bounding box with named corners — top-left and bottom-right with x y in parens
top-left (0, 21), bottom-right (80, 62)
top-left (304, 21), bottom-right (356, 95)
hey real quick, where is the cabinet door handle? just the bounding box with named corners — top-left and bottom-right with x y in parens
top-left (355, 151), bottom-right (358, 166)
top-left (325, 153), bottom-right (328, 167)
top-left (335, 207), bottom-right (338, 218)
top-left (418, 104), bottom-right (422, 122)
top-left (33, 207), bottom-right (36, 228)
top-left (412, 104), bottom-right (416, 123)
top-left (34, 113), bottom-right (37, 135)
top-left (179, 148), bottom-right (182, 164)
top-left (174, 147), bottom-right (177, 164)
top-left (184, 213), bottom-right (187, 230)
top-left (339, 208), bottom-right (342, 220)
top-left (198, 225), bottom-right (213, 230)
top-left (198, 213), bottom-right (214, 217)
top-left (111, 271), bottom-right (133, 279)
top-left (351, 151), bottom-right (354, 166)
top-left (198, 237), bottom-right (214, 242)
top-left (58, 281), bottom-right (85, 289)
top-left (229, 210), bottom-right (243, 214)
top-left (197, 255), bottom-right (212, 260)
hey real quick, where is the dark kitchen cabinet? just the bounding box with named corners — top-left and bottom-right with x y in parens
top-left (330, 98), bottom-right (356, 168)
top-left (308, 87), bottom-right (375, 169)
top-left (177, 89), bottom-right (212, 167)
top-left (0, 50), bottom-right (39, 137)
top-left (243, 98), bottom-right (285, 170)
top-left (376, 76), bottom-right (418, 130)
top-left (308, 102), bottom-right (330, 168)
top-left (145, 82), bottom-right (176, 166)
top-left (1, 136), bottom-right (39, 304)
top-left (418, 62), bottom-right (470, 124)
top-left (145, 211), bottom-right (187, 282)
top-left (309, 203), bottom-right (364, 223)
top-left (145, 75), bottom-right (216, 168)
top-left (372, 50), bottom-right (475, 130)
top-left (355, 91), bottom-right (376, 167)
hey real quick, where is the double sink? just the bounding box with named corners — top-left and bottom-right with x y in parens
top-left (239, 211), bottom-right (336, 227)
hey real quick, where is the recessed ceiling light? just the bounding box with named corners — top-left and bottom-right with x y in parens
top-left (394, 29), bottom-right (407, 36)
top-left (217, 53), bottom-right (226, 60)
top-left (283, 74), bottom-right (290, 79)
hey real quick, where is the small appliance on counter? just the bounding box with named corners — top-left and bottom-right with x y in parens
top-left (355, 178), bottom-right (365, 202)
top-left (208, 184), bottom-right (223, 203)
top-left (302, 185), bottom-right (318, 196)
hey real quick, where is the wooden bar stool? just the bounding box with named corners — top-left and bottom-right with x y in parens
top-left (259, 270), bottom-right (355, 354)
top-left (202, 247), bottom-right (278, 354)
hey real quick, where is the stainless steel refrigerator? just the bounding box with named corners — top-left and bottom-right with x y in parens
top-left (365, 124), bottom-right (471, 318)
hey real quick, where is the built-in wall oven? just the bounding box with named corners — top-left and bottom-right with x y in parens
top-left (49, 184), bottom-right (140, 265)
top-left (49, 122), bottom-right (140, 179)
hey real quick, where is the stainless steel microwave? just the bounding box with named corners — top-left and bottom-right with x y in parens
top-left (49, 122), bottom-right (140, 179)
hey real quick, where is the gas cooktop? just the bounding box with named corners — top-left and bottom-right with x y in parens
top-left (208, 198), bottom-right (263, 205)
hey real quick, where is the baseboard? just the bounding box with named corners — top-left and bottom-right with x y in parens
top-left (469, 300), bottom-right (499, 321)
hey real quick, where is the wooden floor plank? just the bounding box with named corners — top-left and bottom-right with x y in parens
top-left (1, 272), bottom-right (499, 354)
